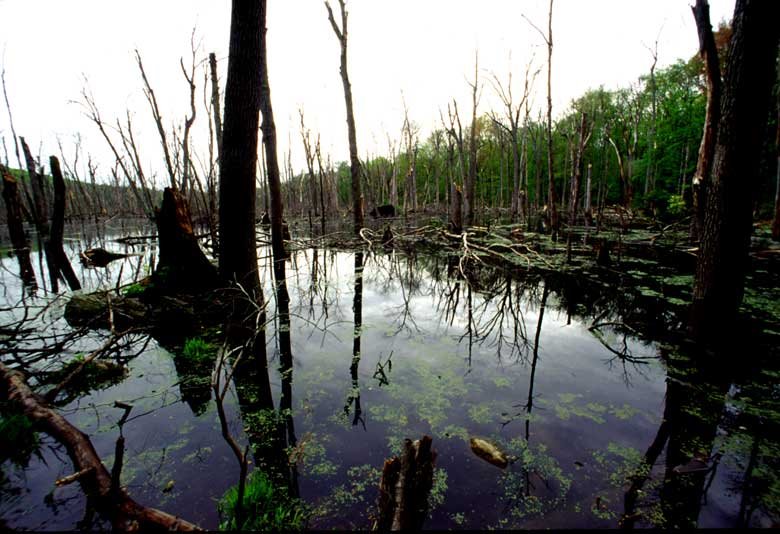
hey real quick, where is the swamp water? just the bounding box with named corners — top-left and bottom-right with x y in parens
top-left (1, 223), bottom-right (778, 529)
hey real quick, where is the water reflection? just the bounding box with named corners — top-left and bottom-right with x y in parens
top-left (2, 226), bottom-right (779, 529)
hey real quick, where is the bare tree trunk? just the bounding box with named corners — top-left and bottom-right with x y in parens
top-left (48, 156), bottom-right (81, 291)
top-left (326, 0), bottom-right (363, 234)
top-left (771, 96), bottom-right (780, 241)
top-left (219, 0), bottom-right (263, 291)
top-left (690, 0), bottom-right (780, 345)
top-left (465, 54), bottom-right (480, 226)
top-left (690, 0), bottom-right (722, 243)
top-left (544, 0), bottom-right (559, 238)
top-left (566, 112), bottom-right (590, 262)
top-left (1, 164), bottom-right (37, 289)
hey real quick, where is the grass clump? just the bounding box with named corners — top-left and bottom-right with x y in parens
top-left (0, 406), bottom-right (39, 467)
top-left (122, 283), bottom-right (146, 298)
top-left (218, 469), bottom-right (307, 531)
top-left (182, 337), bottom-right (217, 364)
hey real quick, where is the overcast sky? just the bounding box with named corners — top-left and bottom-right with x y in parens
top-left (0, 0), bottom-right (735, 183)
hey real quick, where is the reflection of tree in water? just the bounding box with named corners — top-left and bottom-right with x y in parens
top-left (619, 338), bottom-right (780, 528)
top-left (344, 251), bottom-right (365, 429)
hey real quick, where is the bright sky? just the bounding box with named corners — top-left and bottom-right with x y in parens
top-left (0, 0), bottom-right (735, 183)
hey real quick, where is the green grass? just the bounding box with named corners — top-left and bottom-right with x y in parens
top-left (218, 469), bottom-right (307, 531)
top-left (182, 337), bottom-right (217, 364)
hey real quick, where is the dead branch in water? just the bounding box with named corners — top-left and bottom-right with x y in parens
top-left (0, 362), bottom-right (200, 531)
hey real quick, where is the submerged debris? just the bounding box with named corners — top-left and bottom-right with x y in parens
top-left (469, 437), bottom-right (509, 469)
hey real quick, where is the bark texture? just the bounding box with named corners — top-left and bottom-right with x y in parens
top-left (0, 362), bottom-right (200, 531)
top-left (691, 0), bottom-right (780, 343)
top-left (218, 0), bottom-right (262, 291)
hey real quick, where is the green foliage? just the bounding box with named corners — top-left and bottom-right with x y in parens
top-left (181, 337), bottom-right (217, 364)
top-left (0, 408), bottom-right (39, 467)
top-left (666, 194), bottom-right (686, 216)
top-left (218, 469), bottom-right (307, 531)
top-left (122, 283), bottom-right (146, 298)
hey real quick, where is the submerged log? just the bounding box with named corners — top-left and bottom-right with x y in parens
top-left (155, 188), bottom-right (219, 291)
top-left (469, 437), bottom-right (509, 469)
top-left (0, 362), bottom-right (200, 531)
top-left (376, 435), bottom-right (436, 531)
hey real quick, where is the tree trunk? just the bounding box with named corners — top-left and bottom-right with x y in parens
top-left (156, 187), bottom-right (219, 291)
top-left (544, 0), bottom-right (559, 238)
top-left (326, 0), bottom-right (364, 234)
top-left (690, 0), bottom-right (780, 344)
top-left (449, 183), bottom-right (463, 234)
top-left (465, 57), bottom-right (479, 226)
top-left (376, 435), bottom-right (436, 531)
top-left (772, 101), bottom-right (780, 241)
top-left (218, 0), bottom-right (262, 291)
top-left (48, 156), bottom-right (81, 291)
top-left (690, 0), bottom-right (722, 243)
top-left (1, 164), bottom-right (37, 289)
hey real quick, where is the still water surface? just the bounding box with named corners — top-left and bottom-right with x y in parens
top-left (0, 223), bottom-right (777, 529)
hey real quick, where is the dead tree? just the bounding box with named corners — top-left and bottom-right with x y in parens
top-left (690, 0), bottom-right (722, 243)
top-left (524, 0), bottom-right (558, 237)
top-left (219, 0), bottom-right (263, 291)
top-left (566, 112), bottom-right (591, 262)
top-left (401, 95), bottom-right (419, 214)
top-left (326, 0), bottom-right (364, 234)
top-left (0, 362), bottom-right (200, 530)
top-left (465, 53), bottom-right (481, 226)
top-left (1, 164), bottom-right (37, 289)
top-left (489, 59), bottom-right (537, 223)
top-left (179, 31), bottom-right (199, 195)
top-left (376, 435), bottom-right (437, 531)
top-left (48, 156), bottom-right (81, 291)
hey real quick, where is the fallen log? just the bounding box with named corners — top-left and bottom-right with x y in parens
top-left (0, 362), bottom-right (200, 531)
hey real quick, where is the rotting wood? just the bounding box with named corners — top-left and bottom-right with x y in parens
top-left (1, 164), bottom-right (37, 289)
top-left (0, 362), bottom-right (200, 531)
top-left (48, 156), bottom-right (82, 291)
top-left (376, 435), bottom-right (436, 531)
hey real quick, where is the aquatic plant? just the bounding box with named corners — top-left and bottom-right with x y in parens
top-left (218, 469), bottom-right (307, 531)
top-left (181, 337), bottom-right (217, 364)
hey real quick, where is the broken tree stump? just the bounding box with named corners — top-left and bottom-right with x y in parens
top-left (155, 187), bottom-right (219, 291)
top-left (1, 164), bottom-right (37, 289)
top-left (376, 435), bottom-right (437, 531)
top-left (48, 156), bottom-right (81, 291)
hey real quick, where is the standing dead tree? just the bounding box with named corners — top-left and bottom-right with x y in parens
top-left (566, 112), bottom-right (592, 262)
top-left (489, 58), bottom-right (538, 223)
top-left (442, 102), bottom-right (466, 233)
top-left (465, 52), bottom-right (481, 226)
top-left (1, 164), bottom-right (37, 289)
top-left (524, 0), bottom-right (558, 237)
top-left (299, 108), bottom-right (321, 233)
top-left (690, 0), bottom-right (722, 243)
top-left (401, 94), bottom-right (419, 214)
top-left (326, 0), bottom-right (364, 234)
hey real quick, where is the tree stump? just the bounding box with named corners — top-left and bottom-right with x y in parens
top-left (155, 188), bottom-right (219, 291)
top-left (376, 435), bottom-right (436, 531)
